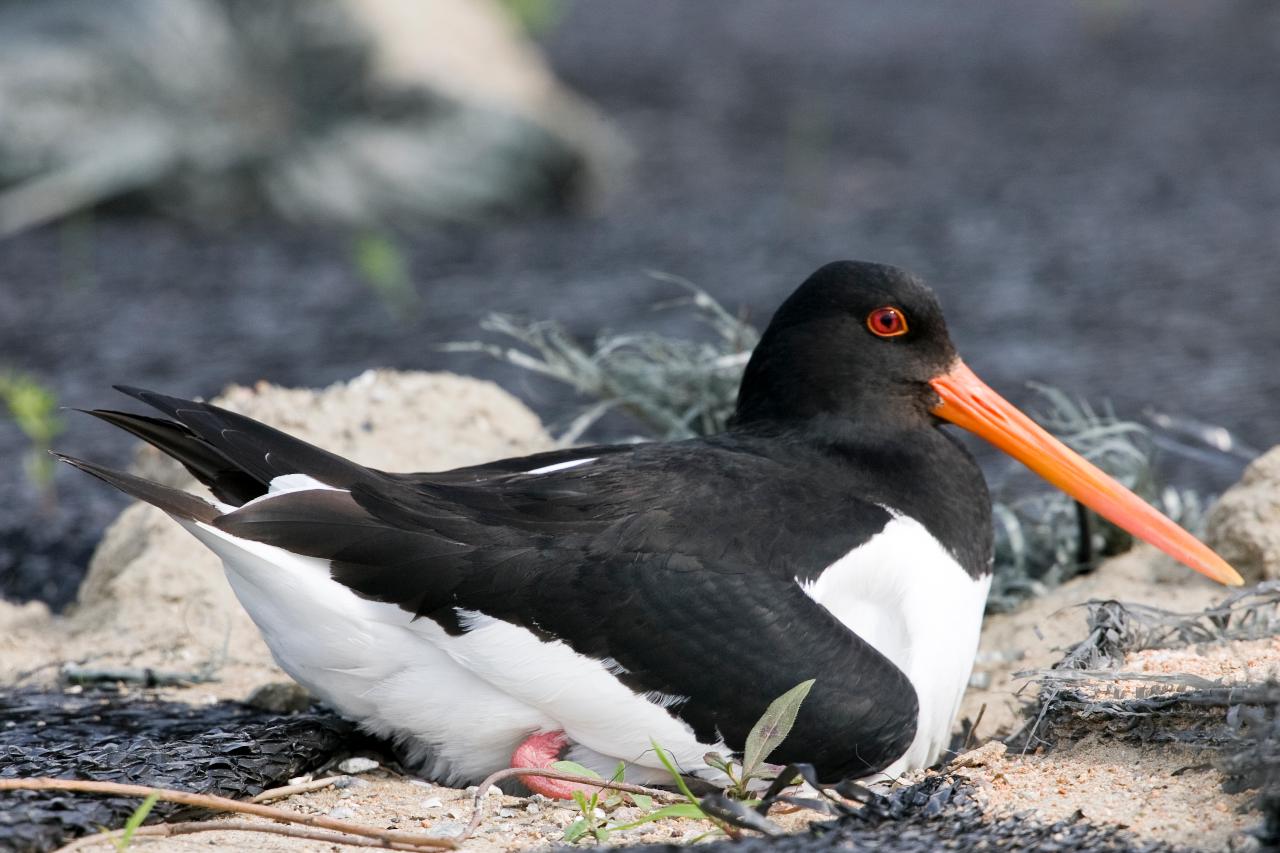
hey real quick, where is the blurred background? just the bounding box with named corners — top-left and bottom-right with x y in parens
top-left (1, 0), bottom-right (1277, 608)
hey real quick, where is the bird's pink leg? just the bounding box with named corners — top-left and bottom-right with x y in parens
top-left (510, 730), bottom-right (601, 800)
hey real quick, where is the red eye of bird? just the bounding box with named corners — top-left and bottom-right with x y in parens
top-left (867, 306), bottom-right (908, 338)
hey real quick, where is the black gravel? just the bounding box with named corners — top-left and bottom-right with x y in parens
top-left (4, 2), bottom-right (1279, 607)
top-left (0, 689), bottom-right (356, 853)
top-left (636, 775), bottom-right (1189, 853)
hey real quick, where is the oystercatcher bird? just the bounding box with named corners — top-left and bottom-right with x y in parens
top-left (59, 261), bottom-right (1240, 797)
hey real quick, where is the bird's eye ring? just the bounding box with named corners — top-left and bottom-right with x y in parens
top-left (867, 306), bottom-right (909, 338)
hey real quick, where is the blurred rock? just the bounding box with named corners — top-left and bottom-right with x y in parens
top-left (247, 681), bottom-right (313, 714)
top-left (0, 0), bottom-right (621, 236)
top-left (1205, 446), bottom-right (1280, 583)
top-left (1, 370), bottom-right (552, 695)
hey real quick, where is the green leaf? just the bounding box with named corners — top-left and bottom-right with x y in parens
top-left (114, 793), bottom-right (159, 851)
top-left (629, 793), bottom-right (653, 810)
top-left (702, 751), bottom-right (734, 776)
top-left (551, 760), bottom-right (602, 780)
top-left (563, 817), bottom-right (591, 844)
top-left (650, 740), bottom-right (699, 805)
top-left (572, 790), bottom-right (591, 813)
top-left (742, 679), bottom-right (815, 779)
top-left (607, 802), bottom-right (708, 831)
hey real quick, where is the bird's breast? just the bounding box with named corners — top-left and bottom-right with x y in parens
top-left (799, 512), bottom-right (991, 775)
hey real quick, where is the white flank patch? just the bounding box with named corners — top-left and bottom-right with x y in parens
top-left (524, 457), bottom-right (597, 475)
top-left (399, 606), bottom-right (724, 777)
top-left (800, 514), bottom-right (991, 778)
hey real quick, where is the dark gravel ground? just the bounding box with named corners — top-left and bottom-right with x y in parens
top-left (0, 690), bottom-right (356, 853)
top-left (3, 1), bottom-right (1280, 608)
top-left (638, 776), bottom-right (1190, 853)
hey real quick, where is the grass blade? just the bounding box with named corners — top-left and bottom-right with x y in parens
top-left (114, 792), bottom-right (159, 851)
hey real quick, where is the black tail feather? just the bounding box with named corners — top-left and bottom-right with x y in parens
top-left (83, 409), bottom-right (265, 505)
top-left (111, 385), bottom-right (376, 493)
top-left (54, 453), bottom-right (221, 524)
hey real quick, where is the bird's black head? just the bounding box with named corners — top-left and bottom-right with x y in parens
top-left (730, 259), bottom-right (1243, 588)
top-left (732, 260), bottom-right (957, 428)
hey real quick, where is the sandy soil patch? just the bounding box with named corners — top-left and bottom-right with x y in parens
top-left (948, 738), bottom-right (1253, 850)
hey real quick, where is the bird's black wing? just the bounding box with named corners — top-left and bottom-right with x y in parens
top-left (215, 438), bottom-right (914, 780)
top-left (98, 386), bottom-right (633, 502)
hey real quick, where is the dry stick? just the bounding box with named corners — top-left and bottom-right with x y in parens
top-left (960, 703), bottom-right (987, 754)
top-left (0, 778), bottom-right (456, 850)
top-left (460, 767), bottom-right (680, 841)
top-left (54, 819), bottom-right (428, 853)
top-left (250, 775), bottom-right (347, 803)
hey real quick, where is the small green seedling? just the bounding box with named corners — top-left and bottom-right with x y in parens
top-left (588, 679), bottom-right (816, 843)
top-left (712, 677), bottom-right (814, 800)
top-left (113, 792), bottom-right (159, 851)
top-left (555, 760), bottom-right (653, 844)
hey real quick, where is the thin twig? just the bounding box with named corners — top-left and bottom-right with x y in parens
top-left (0, 778), bottom-right (456, 850)
top-left (53, 819), bottom-right (428, 853)
top-left (460, 767), bottom-right (679, 841)
top-left (250, 775), bottom-right (346, 803)
top-left (961, 703), bottom-right (987, 754)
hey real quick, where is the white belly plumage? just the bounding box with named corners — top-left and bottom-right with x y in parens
top-left (801, 512), bottom-right (992, 778)
top-left (180, 475), bottom-right (988, 787)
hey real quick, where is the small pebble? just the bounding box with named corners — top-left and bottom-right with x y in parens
top-left (328, 806), bottom-right (356, 820)
top-left (420, 797), bottom-right (444, 810)
top-left (497, 807), bottom-right (518, 818)
top-left (425, 821), bottom-right (464, 838)
top-left (446, 807), bottom-right (464, 819)
top-left (338, 756), bottom-right (380, 774)
top-left (332, 776), bottom-right (357, 789)
top-left (524, 803), bottom-right (542, 815)
top-left (287, 773), bottom-right (313, 785)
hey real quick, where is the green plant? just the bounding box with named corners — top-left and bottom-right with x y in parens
top-left (0, 370), bottom-right (64, 502)
top-left (553, 760), bottom-right (654, 844)
top-left (706, 678), bottom-right (814, 800)
top-left (112, 792), bottom-right (158, 851)
top-left (496, 0), bottom-right (568, 36)
top-left (352, 230), bottom-right (418, 321)
top-left (445, 273), bottom-right (756, 442)
top-left (553, 679), bottom-right (815, 844)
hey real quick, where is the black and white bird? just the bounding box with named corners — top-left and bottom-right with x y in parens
top-left (60, 261), bottom-right (1241, 798)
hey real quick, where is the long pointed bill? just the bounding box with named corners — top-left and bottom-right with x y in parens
top-left (930, 360), bottom-right (1243, 586)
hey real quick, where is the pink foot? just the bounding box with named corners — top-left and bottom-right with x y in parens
top-left (511, 730), bottom-right (600, 800)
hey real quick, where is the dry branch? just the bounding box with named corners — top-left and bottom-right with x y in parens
top-left (0, 777), bottom-right (456, 850)
top-left (53, 818), bottom-right (429, 853)
top-left (250, 774), bottom-right (346, 803)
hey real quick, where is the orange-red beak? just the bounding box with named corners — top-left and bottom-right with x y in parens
top-left (930, 360), bottom-right (1242, 586)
